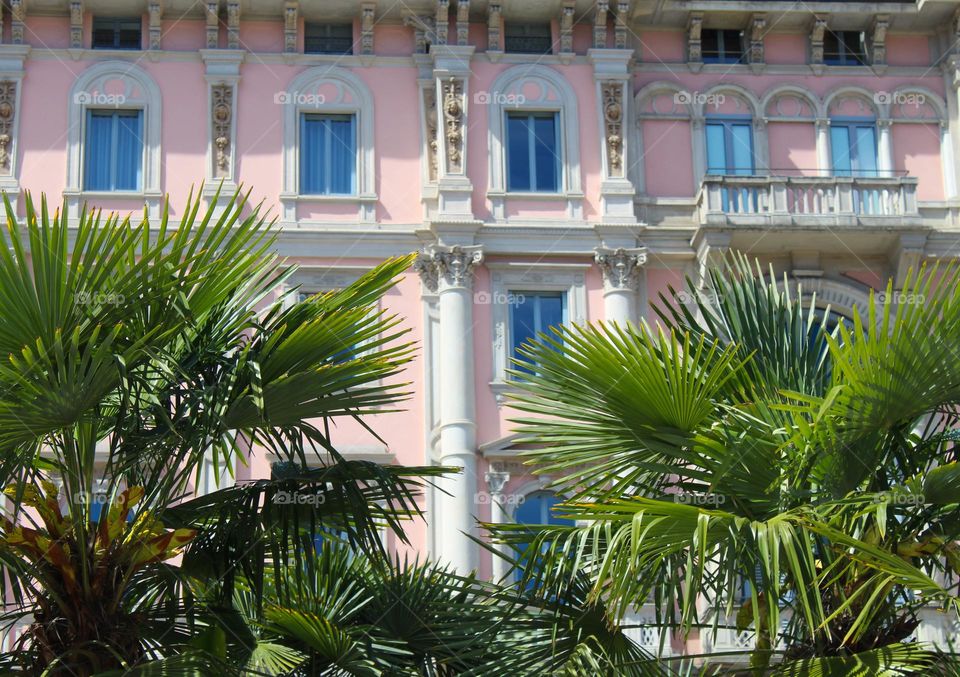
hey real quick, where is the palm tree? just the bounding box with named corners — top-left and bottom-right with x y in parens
top-left (490, 253), bottom-right (960, 674)
top-left (0, 188), bottom-right (447, 674)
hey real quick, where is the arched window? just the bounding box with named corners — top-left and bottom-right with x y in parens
top-left (279, 66), bottom-right (376, 224)
top-left (824, 88), bottom-right (883, 178)
top-left (66, 62), bottom-right (162, 209)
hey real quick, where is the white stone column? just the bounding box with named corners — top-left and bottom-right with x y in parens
top-left (691, 117), bottom-right (707, 185)
top-left (415, 244), bottom-right (484, 573)
top-left (484, 465), bottom-right (511, 581)
top-left (815, 118), bottom-right (831, 176)
top-left (595, 247), bottom-right (647, 325)
top-left (877, 119), bottom-right (893, 177)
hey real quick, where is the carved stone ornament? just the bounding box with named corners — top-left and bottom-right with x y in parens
top-left (687, 12), bottom-right (703, 63)
top-left (148, 0), bottom-right (163, 50)
top-left (442, 78), bottom-right (464, 173)
top-left (595, 247), bottom-right (648, 291)
top-left (70, 0), bottom-right (83, 49)
top-left (487, 3), bottom-right (502, 51)
top-left (424, 86), bottom-right (439, 180)
top-left (602, 81), bottom-right (624, 177)
top-left (810, 16), bottom-right (827, 65)
top-left (414, 245), bottom-right (484, 292)
top-left (484, 467), bottom-right (510, 495)
top-left (594, 1), bottom-right (608, 49)
top-left (361, 4), bottom-right (375, 55)
top-left (560, 1), bottom-right (575, 53)
top-left (212, 84), bottom-right (232, 175)
top-left (205, 1), bottom-right (219, 49)
top-left (283, 1), bottom-right (298, 53)
top-left (435, 0), bottom-right (449, 46)
top-left (0, 81), bottom-right (16, 174)
top-left (749, 14), bottom-right (766, 64)
top-left (456, 0), bottom-right (470, 46)
top-left (614, 1), bottom-right (629, 49)
top-left (11, 0), bottom-right (26, 45)
top-left (226, 0), bottom-right (240, 49)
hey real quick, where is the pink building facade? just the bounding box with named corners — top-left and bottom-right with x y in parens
top-left (2, 0), bottom-right (960, 654)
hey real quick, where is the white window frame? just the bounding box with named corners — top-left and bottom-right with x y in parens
top-left (489, 263), bottom-right (587, 399)
top-left (65, 61), bottom-right (162, 213)
top-left (280, 66), bottom-right (376, 224)
top-left (487, 65), bottom-right (583, 222)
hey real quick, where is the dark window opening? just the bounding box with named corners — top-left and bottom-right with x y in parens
top-left (304, 23), bottom-right (354, 55)
top-left (505, 23), bottom-right (553, 55)
top-left (701, 29), bottom-right (743, 64)
top-left (92, 17), bottom-right (142, 50)
top-left (823, 30), bottom-right (867, 66)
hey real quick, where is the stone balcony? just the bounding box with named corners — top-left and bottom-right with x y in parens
top-left (697, 174), bottom-right (920, 228)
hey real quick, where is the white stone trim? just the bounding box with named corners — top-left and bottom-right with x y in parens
top-left (279, 66), bottom-right (376, 224)
top-left (822, 85), bottom-right (886, 120)
top-left (64, 61), bottom-right (162, 214)
top-left (488, 262), bottom-right (588, 391)
top-left (486, 64), bottom-right (583, 222)
top-left (760, 85), bottom-right (819, 121)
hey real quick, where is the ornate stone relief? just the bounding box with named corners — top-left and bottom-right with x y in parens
top-left (70, 1), bottom-right (83, 49)
top-left (601, 81), bottom-right (624, 178)
top-left (423, 85), bottom-right (439, 181)
top-left (748, 14), bottom-right (766, 65)
top-left (211, 84), bottom-right (232, 176)
top-left (614, 1), bottom-right (629, 49)
top-left (434, 0), bottom-right (449, 46)
top-left (414, 245), bottom-right (484, 292)
top-left (148, 0), bottom-right (163, 50)
top-left (11, 0), bottom-right (26, 45)
top-left (687, 12), bottom-right (703, 63)
top-left (484, 466), bottom-right (510, 495)
top-left (560, 1), bottom-right (575, 54)
top-left (871, 15), bottom-right (889, 67)
top-left (810, 16), bottom-right (827, 66)
top-left (283, 1), bottom-right (298, 53)
top-left (442, 78), bottom-right (464, 174)
top-left (594, 1), bottom-right (608, 48)
top-left (404, 14), bottom-right (435, 53)
top-left (361, 4), bottom-right (375, 55)
top-left (456, 0), bottom-right (469, 46)
top-left (595, 247), bottom-right (648, 291)
top-left (226, 0), bottom-right (240, 49)
top-left (487, 3), bottom-right (501, 51)
top-left (205, 1), bottom-right (219, 49)
top-left (0, 81), bottom-right (16, 175)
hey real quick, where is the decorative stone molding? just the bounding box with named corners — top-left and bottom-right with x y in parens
top-left (10, 0), bottom-right (26, 46)
top-left (414, 245), bottom-right (484, 292)
top-left (435, 0), bottom-right (449, 46)
top-left (205, 1), bottom-right (220, 49)
top-left (283, 1), bottom-right (298, 53)
top-left (69, 1), bottom-right (83, 49)
top-left (148, 0), bottom-right (163, 50)
top-left (226, 0), bottom-right (240, 50)
top-left (423, 84), bottom-right (439, 181)
top-left (0, 81), bottom-right (16, 174)
top-left (602, 81), bottom-right (625, 178)
top-left (456, 0), bottom-right (469, 46)
top-left (871, 15), bottom-right (889, 68)
top-left (594, 1), bottom-right (608, 49)
top-left (487, 3), bottom-right (502, 52)
top-left (614, 1), bottom-right (629, 49)
top-left (442, 78), bottom-right (464, 174)
top-left (211, 84), bottom-right (232, 176)
top-left (595, 247), bottom-right (647, 291)
top-left (560, 1), bottom-right (575, 54)
top-left (360, 3), bottom-right (375, 55)
top-left (405, 14), bottom-right (435, 53)
top-left (687, 12), bottom-right (703, 64)
top-left (748, 14), bottom-right (766, 66)
top-left (484, 467), bottom-right (510, 495)
top-left (810, 15), bottom-right (827, 66)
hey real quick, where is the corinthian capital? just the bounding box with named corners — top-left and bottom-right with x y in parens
top-left (414, 244), bottom-right (484, 292)
top-left (595, 247), bottom-right (647, 291)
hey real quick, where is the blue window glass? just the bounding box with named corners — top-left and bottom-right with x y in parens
top-left (705, 120), bottom-right (754, 175)
top-left (701, 29), bottom-right (743, 64)
top-left (84, 110), bottom-right (143, 191)
top-left (509, 292), bottom-right (565, 375)
top-left (514, 491), bottom-right (575, 583)
top-left (300, 114), bottom-right (356, 195)
top-left (830, 122), bottom-right (878, 177)
top-left (506, 113), bottom-right (560, 192)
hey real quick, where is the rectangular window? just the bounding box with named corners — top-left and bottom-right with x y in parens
top-left (705, 120), bottom-right (754, 175)
top-left (506, 112), bottom-right (560, 193)
top-left (823, 31), bottom-right (866, 66)
top-left (84, 110), bottom-right (144, 191)
top-left (830, 123), bottom-right (878, 177)
top-left (304, 23), bottom-right (354, 55)
top-left (504, 23), bottom-right (553, 54)
top-left (91, 17), bottom-right (142, 50)
top-left (300, 114), bottom-right (356, 195)
top-left (510, 292), bottom-right (566, 375)
top-left (701, 29), bottom-right (743, 64)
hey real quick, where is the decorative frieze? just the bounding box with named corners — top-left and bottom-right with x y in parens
top-left (423, 85), bottom-right (439, 181)
top-left (687, 12), bottom-right (703, 63)
top-left (148, 0), bottom-right (163, 50)
top-left (205, 1), bottom-right (220, 49)
top-left (283, 1), bottom-right (298, 53)
top-left (211, 84), bottom-right (232, 176)
top-left (0, 81), bottom-right (16, 174)
top-left (487, 3), bottom-right (501, 51)
top-left (442, 78), bottom-right (464, 174)
top-left (560, 1), bottom-right (575, 54)
top-left (601, 81), bottom-right (624, 178)
top-left (748, 14), bottom-right (766, 65)
top-left (456, 0), bottom-right (470, 46)
top-left (69, 1), bottom-right (83, 49)
top-left (594, 1), bottom-right (608, 49)
top-left (414, 245), bottom-right (484, 292)
top-left (10, 0), bottom-right (26, 46)
top-left (435, 0), bottom-right (449, 46)
top-left (614, 1), bottom-right (629, 49)
top-left (871, 15), bottom-right (889, 67)
top-left (595, 247), bottom-right (647, 291)
top-left (226, 0), bottom-right (240, 49)
top-left (361, 3), bottom-right (375, 55)
top-left (810, 16), bottom-right (827, 66)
